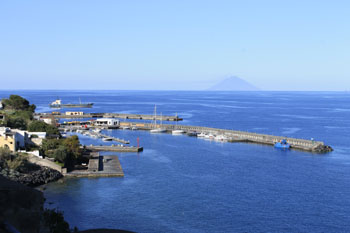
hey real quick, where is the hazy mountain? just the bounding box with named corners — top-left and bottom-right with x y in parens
top-left (208, 76), bottom-right (259, 91)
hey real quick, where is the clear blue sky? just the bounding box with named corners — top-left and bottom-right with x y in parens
top-left (0, 0), bottom-right (349, 90)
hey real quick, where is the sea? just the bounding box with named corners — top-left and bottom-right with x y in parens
top-left (1, 90), bottom-right (350, 233)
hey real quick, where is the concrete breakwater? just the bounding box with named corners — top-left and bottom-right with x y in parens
top-left (66, 154), bottom-right (124, 177)
top-left (36, 112), bottom-right (183, 121)
top-left (120, 122), bottom-right (333, 153)
top-left (83, 145), bottom-right (143, 152)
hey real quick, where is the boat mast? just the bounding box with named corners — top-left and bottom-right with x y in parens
top-left (154, 105), bottom-right (157, 128)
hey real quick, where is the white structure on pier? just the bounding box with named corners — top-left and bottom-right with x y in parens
top-left (94, 118), bottom-right (120, 127)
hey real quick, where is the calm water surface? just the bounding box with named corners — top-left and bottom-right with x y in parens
top-left (1, 91), bottom-right (350, 233)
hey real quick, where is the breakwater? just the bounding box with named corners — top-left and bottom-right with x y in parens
top-left (83, 145), bottom-right (143, 152)
top-left (66, 154), bottom-right (124, 177)
top-left (36, 112), bottom-right (183, 121)
top-left (119, 122), bottom-right (332, 153)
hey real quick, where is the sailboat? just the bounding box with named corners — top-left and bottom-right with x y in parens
top-left (172, 112), bottom-right (185, 135)
top-left (150, 105), bottom-right (167, 133)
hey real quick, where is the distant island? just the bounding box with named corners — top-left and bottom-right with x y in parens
top-left (208, 76), bottom-right (260, 91)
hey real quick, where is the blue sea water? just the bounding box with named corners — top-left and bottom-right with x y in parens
top-left (1, 91), bottom-right (350, 232)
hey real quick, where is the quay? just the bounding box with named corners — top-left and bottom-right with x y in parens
top-left (119, 122), bottom-right (332, 153)
top-left (35, 112), bottom-right (183, 121)
top-left (83, 145), bottom-right (143, 152)
top-left (66, 154), bottom-right (124, 177)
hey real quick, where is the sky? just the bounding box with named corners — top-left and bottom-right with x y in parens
top-left (0, 0), bottom-right (349, 91)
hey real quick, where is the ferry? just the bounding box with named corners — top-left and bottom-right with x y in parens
top-left (274, 139), bottom-right (291, 149)
top-left (49, 99), bottom-right (93, 108)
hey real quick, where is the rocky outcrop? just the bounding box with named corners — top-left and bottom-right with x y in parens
top-left (312, 144), bottom-right (334, 153)
top-left (1, 166), bottom-right (63, 187)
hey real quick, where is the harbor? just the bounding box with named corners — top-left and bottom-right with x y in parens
top-left (58, 119), bottom-right (332, 153)
top-left (35, 112), bottom-right (183, 121)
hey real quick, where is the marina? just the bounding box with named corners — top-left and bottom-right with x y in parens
top-left (59, 120), bottom-right (332, 153)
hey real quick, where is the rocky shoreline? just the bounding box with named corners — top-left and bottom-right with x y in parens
top-left (0, 166), bottom-right (63, 187)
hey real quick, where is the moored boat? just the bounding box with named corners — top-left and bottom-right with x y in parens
top-left (274, 139), bottom-right (291, 149)
top-left (172, 129), bottom-right (185, 135)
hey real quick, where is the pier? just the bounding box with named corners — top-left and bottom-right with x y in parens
top-left (83, 145), bottom-right (143, 152)
top-left (60, 120), bottom-right (332, 153)
top-left (66, 154), bottom-right (124, 177)
top-left (119, 122), bottom-right (332, 153)
top-left (36, 112), bottom-right (183, 121)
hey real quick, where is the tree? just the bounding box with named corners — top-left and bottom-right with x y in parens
top-left (5, 116), bottom-right (27, 130)
top-left (28, 120), bottom-right (60, 136)
top-left (52, 146), bottom-right (69, 164)
top-left (42, 139), bottom-right (61, 155)
top-left (2, 95), bottom-right (36, 112)
top-left (63, 135), bottom-right (81, 160)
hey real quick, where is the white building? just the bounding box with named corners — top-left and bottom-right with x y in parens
top-left (0, 127), bottom-right (47, 151)
top-left (0, 101), bottom-right (3, 109)
top-left (27, 132), bottom-right (47, 139)
top-left (94, 118), bottom-right (120, 126)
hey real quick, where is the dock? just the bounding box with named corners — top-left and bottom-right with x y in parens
top-left (119, 122), bottom-right (333, 153)
top-left (60, 120), bottom-right (332, 153)
top-left (66, 154), bottom-right (124, 177)
top-left (36, 112), bottom-right (183, 121)
top-left (83, 145), bottom-right (143, 152)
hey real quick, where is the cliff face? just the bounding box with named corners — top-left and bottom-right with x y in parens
top-left (0, 175), bottom-right (44, 233)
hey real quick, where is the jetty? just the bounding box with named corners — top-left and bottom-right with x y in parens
top-left (119, 122), bottom-right (332, 153)
top-left (35, 112), bottom-right (183, 121)
top-left (83, 145), bottom-right (143, 152)
top-left (66, 154), bottom-right (124, 177)
top-left (60, 120), bottom-right (332, 153)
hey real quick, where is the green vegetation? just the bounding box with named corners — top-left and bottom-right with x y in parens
top-left (28, 120), bottom-right (60, 136)
top-left (0, 148), bottom-right (38, 172)
top-left (1, 95), bottom-right (36, 130)
top-left (42, 135), bottom-right (87, 169)
top-left (1, 95), bottom-right (60, 137)
top-left (2, 94), bottom-right (36, 112)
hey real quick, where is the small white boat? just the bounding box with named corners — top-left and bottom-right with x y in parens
top-left (150, 128), bottom-right (167, 133)
top-left (197, 132), bottom-right (207, 137)
top-left (215, 135), bottom-right (229, 141)
top-left (102, 137), bottom-right (113, 141)
top-left (150, 105), bottom-right (167, 133)
top-left (205, 133), bottom-right (215, 139)
top-left (131, 126), bottom-right (138, 130)
top-left (122, 126), bottom-right (130, 130)
top-left (172, 129), bottom-right (185, 135)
